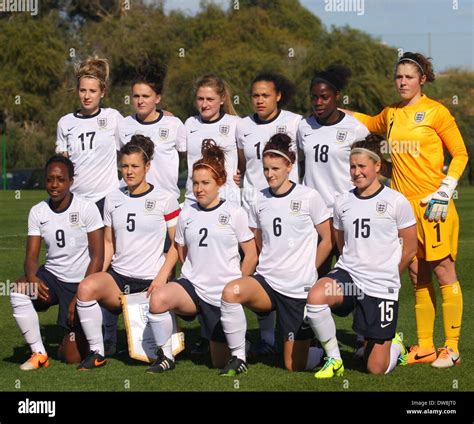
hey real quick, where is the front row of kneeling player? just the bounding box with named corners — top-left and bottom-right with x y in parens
top-left (11, 132), bottom-right (417, 378)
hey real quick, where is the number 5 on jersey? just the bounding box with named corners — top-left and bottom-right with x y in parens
top-left (127, 213), bottom-right (136, 232)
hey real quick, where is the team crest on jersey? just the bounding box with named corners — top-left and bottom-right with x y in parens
top-left (414, 112), bottom-right (425, 123)
top-left (69, 212), bottom-right (79, 224)
top-left (145, 199), bottom-right (156, 211)
top-left (376, 201), bottom-right (387, 214)
top-left (336, 130), bottom-right (348, 142)
top-left (275, 125), bottom-right (287, 134)
top-left (290, 200), bottom-right (302, 212)
top-left (219, 125), bottom-right (230, 135)
top-left (97, 117), bottom-right (107, 129)
top-left (159, 128), bottom-right (169, 139)
top-left (218, 213), bottom-right (230, 225)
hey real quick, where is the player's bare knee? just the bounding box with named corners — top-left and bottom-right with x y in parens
top-left (307, 280), bottom-right (330, 305)
top-left (148, 289), bottom-right (169, 314)
top-left (307, 289), bottom-right (322, 305)
top-left (222, 281), bottom-right (242, 303)
top-left (433, 261), bottom-right (456, 285)
top-left (77, 277), bottom-right (97, 301)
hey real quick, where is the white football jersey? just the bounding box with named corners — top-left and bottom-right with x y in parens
top-left (236, 109), bottom-right (302, 209)
top-left (28, 195), bottom-right (103, 282)
top-left (104, 185), bottom-right (180, 280)
top-left (175, 201), bottom-right (254, 307)
top-left (56, 108), bottom-right (123, 203)
top-left (118, 113), bottom-right (186, 200)
top-left (249, 183), bottom-right (330, 299)
top-left (333, 185), bottom-right (416, 301)
top-left (298, 113), bottom-right (369, 212)
top-left (184, 113), bottom-right (241, 206)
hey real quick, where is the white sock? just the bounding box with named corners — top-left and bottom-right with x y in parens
top-left (11, 292), bottom-right (46, 354)
top-left (305, 346), bottom-right (324, 370)
top-left (306, 304), bottom-right (341, 359)
top-left (148, 311), bottom-right (174, 360)
top-left (161, 312), bottom-right (178, 357)
top-left (257, 311), bottom-right (276, 346)
top-left (221, 300), bottom-right (247, 361)
top-left (385, 341), bottom-right (401, 374)
top-left (77, 299), bottom-right (104, 356)
top-left (102, 308), bottom-right (118, 344)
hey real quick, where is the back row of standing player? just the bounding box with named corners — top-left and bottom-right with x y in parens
top-left (54, 54), bottom-right (466, 371)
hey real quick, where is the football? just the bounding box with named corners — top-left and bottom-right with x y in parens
top-left (57, 331), bottom-right (89, 364)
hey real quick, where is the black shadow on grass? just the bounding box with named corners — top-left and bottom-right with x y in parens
top-left (4, 324), bottom-right (65, 364)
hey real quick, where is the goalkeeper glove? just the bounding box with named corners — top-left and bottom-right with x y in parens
top-left (421, 176), bottom-right (457, 222)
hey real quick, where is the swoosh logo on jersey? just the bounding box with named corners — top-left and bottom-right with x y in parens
top-left (451, 325), bottom-right (461, 329)
top-left (190, 130), bottom-right (198, 134)
top-left (67, 127), bottom-right (75, 132)
top-left (304, 133), bottom-right (312, 137)
top-left (40, 221), bottom-right (49, 225)
top-left (342, 209), bottom-right (350, 214)
top-left (431, 244), bottom-right (442, 248)
top-left (125, 133), bottom-right (134, 138)
top-left (380, 323), bottom-right (391, 328)
top-left (114, 204), bottom-right (121, 208)
top-left (244, 133), bottom-right (252, 137)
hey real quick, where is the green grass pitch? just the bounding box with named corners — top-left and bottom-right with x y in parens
top-left (0, 188), bottom-right (472, 392)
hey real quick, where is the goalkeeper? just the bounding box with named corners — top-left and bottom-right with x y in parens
top-left (344, 52), bottom-right (468, 368)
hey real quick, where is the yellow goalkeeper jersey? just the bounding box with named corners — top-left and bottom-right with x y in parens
top-left (354, 94), bottom-right (468, 200)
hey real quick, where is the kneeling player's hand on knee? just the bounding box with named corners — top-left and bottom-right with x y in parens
top-left (421, 176), bottom-right (457, 222)
top-left (33, 280), bottom-right (50, 303)
top-left (147, 275), bottom-right (167, 297)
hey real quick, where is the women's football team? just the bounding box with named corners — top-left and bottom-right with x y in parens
top-left (11, 52), bottom-right (467, 378)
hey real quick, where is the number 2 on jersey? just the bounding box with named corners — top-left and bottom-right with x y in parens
top-left (198, 228), bottom-right (208, 247)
